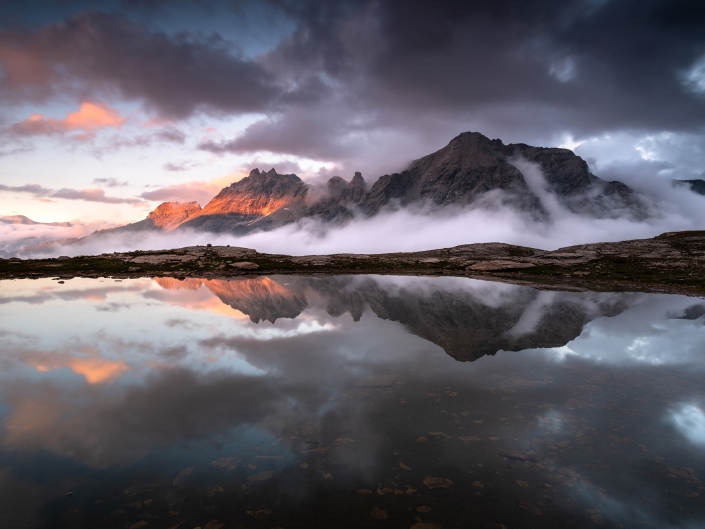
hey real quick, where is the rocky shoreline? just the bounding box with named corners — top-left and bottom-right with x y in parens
top-left (2, 230), bottom-right (705, 296)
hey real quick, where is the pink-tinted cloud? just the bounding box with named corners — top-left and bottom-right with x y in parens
top-left (0, 183), bottom-right (143, 205)
top-left (140, 177), bottom-right (230, 205)
top-left (10, 102), bottom-right (126, 139)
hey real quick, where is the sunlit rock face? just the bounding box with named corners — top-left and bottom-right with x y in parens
top-left (146, 201), bottom-right (201, 230)
top-left (175, 169), bottom-right (368, 233)
top-left (180, 169), bottom-right (308, 233)
top-left (99, 201), bottom-right (202, 233)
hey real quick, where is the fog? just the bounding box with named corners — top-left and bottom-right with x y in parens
top-left (0, 220), bottom-right (115, 258)
top-left (9, 164), bottom-right (705, 258)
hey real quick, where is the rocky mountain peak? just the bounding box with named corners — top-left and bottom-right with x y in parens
top-left (146, 201), bottom-right (202, 230)
top-left (360, 131), bottom-right (644, 219)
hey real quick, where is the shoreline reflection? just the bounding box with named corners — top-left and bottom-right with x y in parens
top-left (0, 276), bottom-right (703, 528)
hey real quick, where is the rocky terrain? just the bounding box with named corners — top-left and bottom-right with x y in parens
top-left (2, 230), bottom-right (705, 296)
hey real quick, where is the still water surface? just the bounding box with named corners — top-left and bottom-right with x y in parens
top-left (0, 275), bottom-right (704, 528)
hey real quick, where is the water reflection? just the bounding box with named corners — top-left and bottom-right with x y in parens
top-left (0, 275), bottom-right (703, 528)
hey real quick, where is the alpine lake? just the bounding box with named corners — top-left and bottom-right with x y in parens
top-left (1, 274), bottom-right (704, 529)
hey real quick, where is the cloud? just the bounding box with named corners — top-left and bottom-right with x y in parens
top-left (9, 102), bottom-right (126, 139)
top-left (669, 403), bottom-right (705, 445)
top-left (27, 347), bottom-right (130, 384)
top-left (139, 175), bottom-right (238, 204)
top-left (0, 12), bottom-right (283, 119)
top-left (163, 160), bottom-right (200, 172)
top-left (199, 0), bottom-right (705, 177)
top-left (1, 1), bottom-right (704, 183)
top-left (0, 183), bottom-right (143, 204)
top-left (93, 177), bottom-right (129, 187)
top-left (1, 368), bottom-right (286, 467)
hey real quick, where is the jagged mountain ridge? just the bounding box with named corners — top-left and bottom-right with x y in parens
top-left (163, 131), bottom-right (644, 234)
top-left (13, 132), bottom-right (648, 254)
top-left (359, 132), bottom-right (642, 218)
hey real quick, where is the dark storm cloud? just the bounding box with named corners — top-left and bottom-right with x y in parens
top-left (0, 11), bottom-right (281, 118)
top-left (202, 0), bottom-right (705, 162)
top-left (2, 0), bottom-right (705, 168)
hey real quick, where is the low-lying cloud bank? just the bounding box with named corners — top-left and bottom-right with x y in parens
top-left (0, 220), bottom-right (116, 258)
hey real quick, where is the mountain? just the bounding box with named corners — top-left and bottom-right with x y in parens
top-left (166, 132), bottom-right (643, 234)
top-left (359, 132), bottom-right (643, 218)
top-left (0, 215), bottom-right (72, 227)
top-left (12, 131), bottom-right (647, 254)
top-left (675, 179), bottom-right (705, 196)
top-left (105, 201), bottom-right (201, 233)
top-left (179, 169), bottom-right (308, 233)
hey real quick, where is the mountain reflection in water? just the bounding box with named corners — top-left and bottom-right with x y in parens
top-left (0, 275), bottom-right (703, 529)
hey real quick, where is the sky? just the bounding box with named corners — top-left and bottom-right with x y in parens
top-left (0, 0), bottom-right (704, 229)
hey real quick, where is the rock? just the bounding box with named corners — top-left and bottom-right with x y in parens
top-left (399, 462), bottom-right (411, 470)
top-left (246, 471), bottom-right (274, 483)
top-left (172, 466), bottom-right (195, 487)
top-left (466, 260), bottom-right (535, 271)
top-left (423, 476), bottom-right (454, 489)
top-left (212, 456), bottom-right (240, 471)
top-left (354, 375), bottom-right (396, 387)
top-left (228, 261), bottom-right (259, 270)
top-left (428, 432), bottom-right (450, 439)
top-left (146, 201), bottom-right (202, 230)
top-left (206, 485), bottom-right (224, 496)
top-left (203, 521), bottom-right (224, 529)
top-left (371, 506), bottom-right (388, 519)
